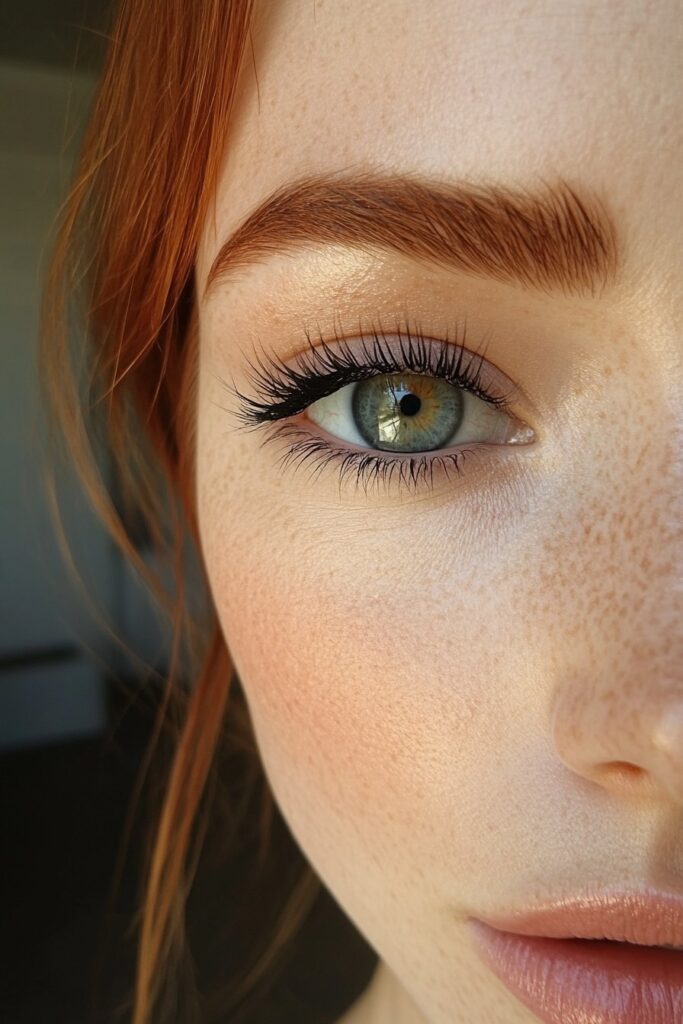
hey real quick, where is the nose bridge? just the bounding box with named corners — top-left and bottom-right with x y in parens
top-left (550, 424), bottom-right (683, 805)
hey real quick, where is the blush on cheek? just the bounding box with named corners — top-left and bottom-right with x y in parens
top-left (209, 554), bottom-right (486, 891)
top-left (213, 571), bottom-right (416, 848)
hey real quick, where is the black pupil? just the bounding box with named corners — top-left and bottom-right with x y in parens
top-left (399, 392), bottom-right (421, 416)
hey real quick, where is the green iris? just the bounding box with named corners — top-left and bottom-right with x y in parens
top-left (351, 373), bottom-right (464, 453)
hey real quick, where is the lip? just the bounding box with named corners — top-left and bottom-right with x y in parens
top-left (466, 888), bottom-right (683, 1024)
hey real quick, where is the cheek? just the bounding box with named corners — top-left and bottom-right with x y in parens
top-left (195, 461), bottom-right (549, 909)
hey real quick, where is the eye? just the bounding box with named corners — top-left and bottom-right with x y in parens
top-left (305, 371), bottom-right (527, 453)
top-left (225, 321), bottom-right (537, 497)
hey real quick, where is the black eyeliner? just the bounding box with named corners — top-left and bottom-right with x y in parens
top-left (224, 318), bottom-right (516, 431)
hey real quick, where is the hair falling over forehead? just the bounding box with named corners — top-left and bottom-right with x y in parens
top-left (40, 1), bottom-right (321, 1021)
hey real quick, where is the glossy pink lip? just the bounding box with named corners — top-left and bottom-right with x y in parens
top-left (466, 888), bottom-right (683, 1024)
top-left (474, 887), bottom-right (683, 946)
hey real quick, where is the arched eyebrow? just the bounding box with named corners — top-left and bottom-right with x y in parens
top-left (203, 171), bottom-right (620, 300)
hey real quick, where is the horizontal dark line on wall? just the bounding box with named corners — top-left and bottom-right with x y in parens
top-left (0, 644), bottom-right (80, 673)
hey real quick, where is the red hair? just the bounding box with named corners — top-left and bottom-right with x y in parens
top-left (39, 2), bottom-right (323, 1020)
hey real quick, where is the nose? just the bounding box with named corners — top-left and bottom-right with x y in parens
top-left (550, 417), bottom-right (682, 806)
top-left (549, 530), bottom-right (683, 805)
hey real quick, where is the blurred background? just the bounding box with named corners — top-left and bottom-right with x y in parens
top-left (0, 3), bottom-right (376, 1022)
top-left (0, 3), bottom-right (174, 1020)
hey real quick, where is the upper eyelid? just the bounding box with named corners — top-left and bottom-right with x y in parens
top-left (227, 324), bottom-right (526, 428)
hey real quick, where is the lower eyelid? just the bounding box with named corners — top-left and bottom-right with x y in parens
top-left (259, 417), bottom-right (532, 499)
top-left (268, 421), bottom-right (474, 490)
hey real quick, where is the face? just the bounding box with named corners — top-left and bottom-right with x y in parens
top-left (194, 2), bottom-right (683, 1022)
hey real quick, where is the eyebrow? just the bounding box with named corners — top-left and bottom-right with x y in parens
top-left (204, 171), bottom-right (620, 300)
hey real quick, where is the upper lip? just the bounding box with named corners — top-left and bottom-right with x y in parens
top-left (472, 886), bottom-right (683, 947)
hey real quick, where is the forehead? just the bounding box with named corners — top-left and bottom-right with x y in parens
top-left (198, 0), bottom-right (681, 306)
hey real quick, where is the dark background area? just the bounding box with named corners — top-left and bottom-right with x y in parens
top-left (0, 0), bottom-right (110, 70)
top-left (1, 674), bottom-right (376, 1024)
top-left (0, 2), bottom-right (376, 1020)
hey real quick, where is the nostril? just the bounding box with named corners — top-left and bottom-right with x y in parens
top-left (598, 761), bottom-right (648, 787)
top-left (599, 755), bottom-right (683, 804)
top-left (608, 762), bottom-right (645, 777)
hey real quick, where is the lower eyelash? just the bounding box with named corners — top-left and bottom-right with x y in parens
top-left (260, 422), bottom-right (483, 498)
top-left (219, 318), bottom-right (526, 496)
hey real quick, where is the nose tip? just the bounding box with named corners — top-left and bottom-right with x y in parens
top-left (653, 706), bottom-right (683, 756)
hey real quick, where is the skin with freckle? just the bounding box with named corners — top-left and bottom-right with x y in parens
top-left (193, 2), bottom-right (682, 1022)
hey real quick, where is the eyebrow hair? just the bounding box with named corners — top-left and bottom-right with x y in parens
top-left (204, 171), bottom-right (620, 300)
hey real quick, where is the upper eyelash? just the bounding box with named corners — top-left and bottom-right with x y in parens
top-left (214, 318), bottom-right (524, 498)
top-left (224, 317), bottom-right (518, 430)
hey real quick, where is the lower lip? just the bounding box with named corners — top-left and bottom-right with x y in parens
top-left (466, 919), bottom-right (683, 1024)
